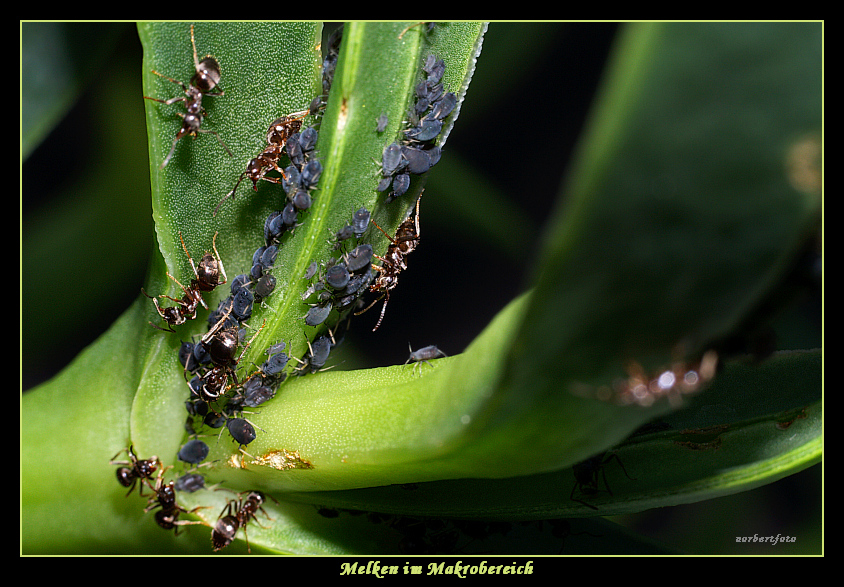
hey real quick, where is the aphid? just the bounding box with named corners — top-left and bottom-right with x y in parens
top-left (174, 472), bottom-right (206, 493)
top-left (355, 195), bottom-right (422, 331)
top-left (405, 120), bottom-right (442, 144)
top-left (298, 126), bottom-right (319, 153)
top-left (299, 159), bottom-right (323, 191)
top-left (143, 232), bottom-right (227, 332)
top-left (325, 264), bottom-right (350, 290)
top-left (212, 491), bottom-right (275, 553)
top-left (352, 207), bottom-right (371, 237)
top-left (381, 142), bottom-right (405, 176)
top-left (386, 172), bottom-right (410, 203)
top-left (333, 224), bottom-right (354, 249)
top-left (224, 416), bottom-right (261, 448)
top-left (405, 344), bottom-right (447, 373)
top-left (321, 26), bottom-right (343, 95)
top-left (570, 451), bottom-right (635, 510)
top-left (375, 113), bottom-right (389, 133)
top-left (291, 334), bottom-right (333, 374)
top-left (291, 189), bottom-right (313, 211)
top-left (231, 287), bottom-right (254, 322)
top-left (177, 439), bottom-right (210, 466)
top-left (144, 25), bottom-right (232, 168)
top-left (260, 348), bottom-right (289, 377)
top-left (306, 335), bottom-right (332, 372)
top-left (242, 382), bottom-right (276, 407)
top-left (215, 110), bottom-right (309, 215)
top-left (110, 445), bottom-right (160, 497)
top-left (304, 303), bottom-right (332, 327)
top-left (344, 243), bottom-right (373, 273)
top-left (254, 273), bottom-right (277, 300)
top-left (429, 91), bottom-right (457, 120)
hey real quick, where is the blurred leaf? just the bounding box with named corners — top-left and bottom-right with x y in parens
top-left (21, 22), bottom-right (126, 158)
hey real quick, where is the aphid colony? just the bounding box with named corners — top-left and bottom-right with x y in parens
top-left (378, 54), bottom-right (455, 203)
top-left (125, 25), bottom-right (454, 552)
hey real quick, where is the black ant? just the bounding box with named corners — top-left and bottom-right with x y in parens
top-left (143, 231), bottom-right (227, 332)
top-left (110, 445), bottom-right (161, 497)
top-left (214, 111), bottom-right (309, 216)
top-left (570, 451), bottom-right (635, 510)
top-left (355, 195), bottom-right (422, 331)
top-left (144, 24), bottom-right (232, 168)
top-left (144, 465), bottom-right (208, 534)
top-left (211, 490), bottom-right (277, 552)
top-left (192, 309), bottom-right (265, 403)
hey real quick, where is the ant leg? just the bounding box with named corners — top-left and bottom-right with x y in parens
top-left (370, 219), bottom-right (395, 243)
top-left (570, 484), bottom-right (599, 511)
top-left (372, 293), bottom-right (390, 332)
top-left (604, 452), bottom-right (636, 481)
top-left (163, 270), bottom-right (192, 297)
top-left (147, 70), bottom-right (190, 94)
top-left (354, 292), bottom-right (384, 317)
top-left (178, 232), bottom-right (201, 282)
top-left (144, 94), bottom-right (189, 107)
top-left (211, 231), bottom-right (228, 286)
top-left (235, 319), bottom-right (267, 363)
top-left (203, 304), bottom-right (235, 345)
top-left (214, 172), bottom-right (247, 216)
top-left (160, 135), bottom-right (181, 169)
top-left (196, 128), bottom-right (233, 157)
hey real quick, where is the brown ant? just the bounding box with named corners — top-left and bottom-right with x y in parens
top-left (143, 232), bottom-right (228, 332)
top-left (355, 195), bottom-right (422, 331)
top-left (110, 445), bottom-right (161, 497)
top-left (144, 465), bottom-right (208, 534)
top-left (144, 24), bottom-right (233, 168)
top-left (214, 111), bottom-right (309, 216)
top-left (211, 490), bottom-right (277, 552)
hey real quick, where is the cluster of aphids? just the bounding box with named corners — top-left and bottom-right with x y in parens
top-left (378, 54), bottom-right (455, 203)
top-left (129, 24), bottom-right (453, 552)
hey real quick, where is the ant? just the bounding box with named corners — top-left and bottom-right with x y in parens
top-left (144, 24), bottom-right (232, 168)
top-left (570, 451), bottom-right (635, 510)
top-left (355, 195), bottom-right (421, 331)
top-left (211, 490), bottom-right (278, 552)
top-left (144, 465), bottom-right (208, 534)
top-left (110, 445), bottom-right (160, 497)
top-left (143, 232), bottom-right (227, 332)
top-left (192, 309), bottom-right (265, 403)
top-left (214, 111), bottom-right (309, 216)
